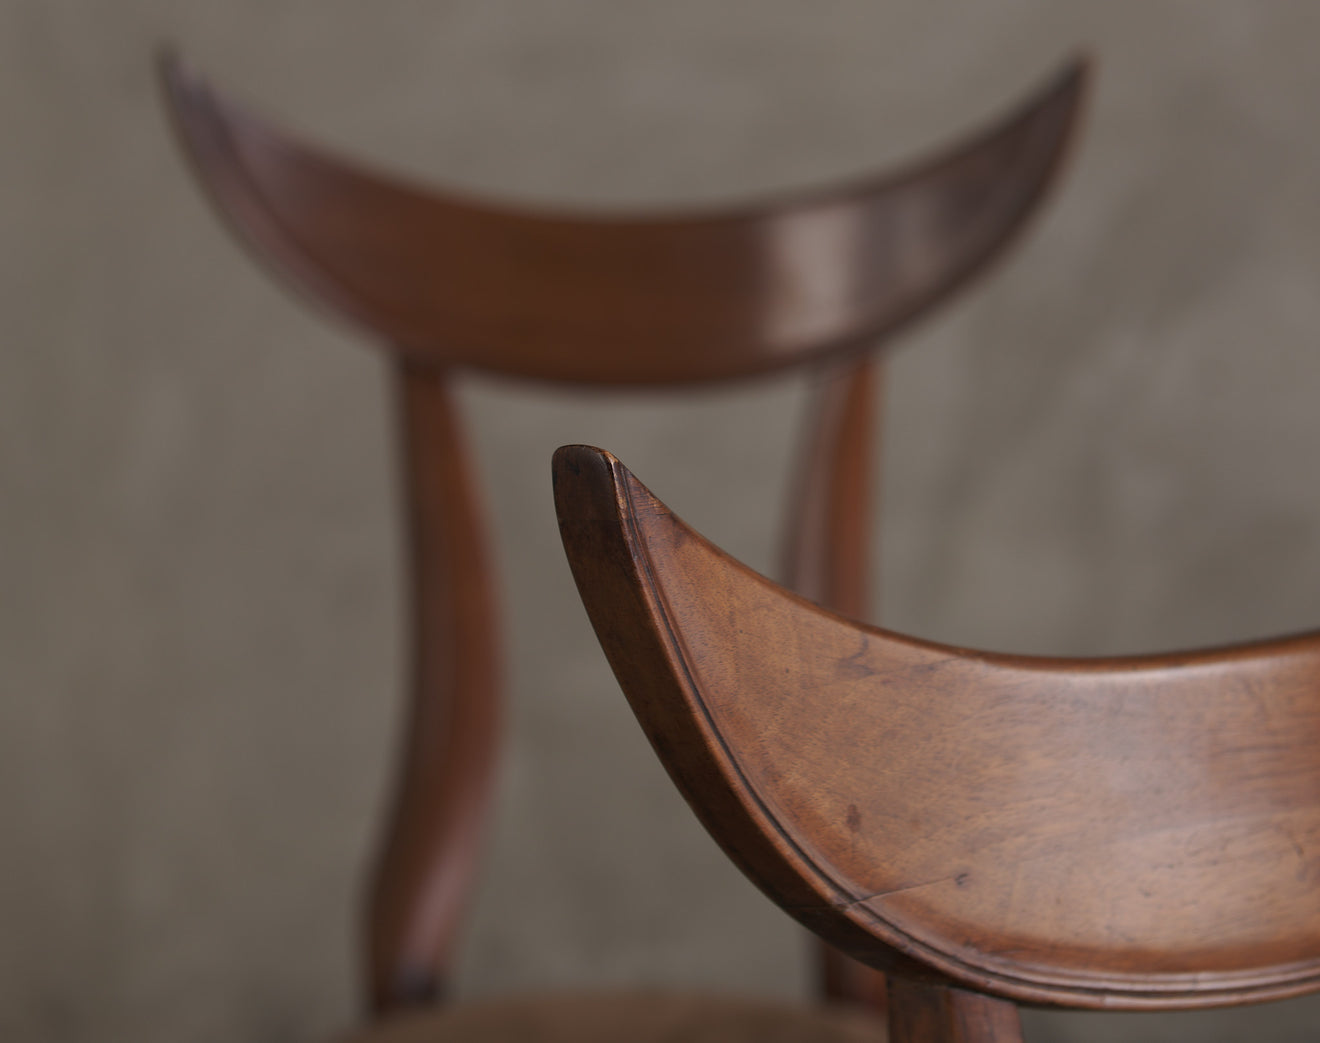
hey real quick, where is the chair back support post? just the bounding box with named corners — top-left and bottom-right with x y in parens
top-left (887, 977), bottom-right (1023, 1043)
top-left (366, 362), bottom-right (502, 1012)
top-left (782, 354), bottom-right (879, 621)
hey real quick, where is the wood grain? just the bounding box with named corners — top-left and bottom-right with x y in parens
top-left (555, 445), bottom-right (1320, 1014)
top-left (781, 353), bottom-right (889, 1007)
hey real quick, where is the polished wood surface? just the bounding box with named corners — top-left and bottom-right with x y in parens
top-left (158, 50), bottom-right (1086, 386)
top-left (554, 445), bottom-right (1320, 1027)
top-left (159, 48), bottom-right (1088, 1017)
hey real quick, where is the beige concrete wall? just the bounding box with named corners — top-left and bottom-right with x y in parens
top-left (5, 2), bottom-right (1320, 1040)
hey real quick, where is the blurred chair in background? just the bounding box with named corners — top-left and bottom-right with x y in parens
top-left (159, 52), bottom-right (1086, 1041)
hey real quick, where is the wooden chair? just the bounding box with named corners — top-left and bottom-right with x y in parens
top-left (554, 443), bottom-right (1320, 1043)
top-left (158, 50), bottom-right (1088, 1040)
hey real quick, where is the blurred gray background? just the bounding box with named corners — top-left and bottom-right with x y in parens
top-left (5, 2), bottom-right (1320, 1040)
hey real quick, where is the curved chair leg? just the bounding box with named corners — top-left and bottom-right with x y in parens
top-left (366, 363), bottom-right (502, 1013)
top-left (887, 977), bottom-right (1023, 1043)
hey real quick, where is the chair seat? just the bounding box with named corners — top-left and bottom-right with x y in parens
top-left (340, 990), bottom-right (886, 1043)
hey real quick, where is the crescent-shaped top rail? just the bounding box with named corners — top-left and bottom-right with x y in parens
top-left (159, 51), bottom-right (1087, 385)
top-left (554, 445), bottom-right (1320, 1013)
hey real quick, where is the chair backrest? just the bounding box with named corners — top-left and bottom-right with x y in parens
top-left (158, 52), bottom-right (1088, 1014)
top-left (553, 444), bottom-right (1320, 1042)
top-left (159, 51), bottom-right (1084, 385)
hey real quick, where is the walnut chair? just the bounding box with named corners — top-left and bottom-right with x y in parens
top-left (554, 443), bottom-right (1320, 1043)
top-left (158, 51), bottom-right (1088, 1040)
